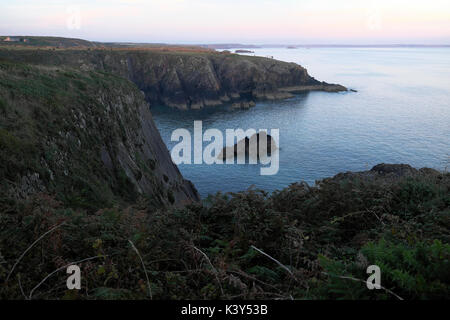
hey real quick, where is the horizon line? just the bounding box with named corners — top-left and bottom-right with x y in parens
top-left (2, 35), bottom-right (450, 47)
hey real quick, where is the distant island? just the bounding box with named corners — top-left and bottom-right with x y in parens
top-left (235, 49), bottom-right (254, 53)
top-left (201, 43), bottom-right (450, 49)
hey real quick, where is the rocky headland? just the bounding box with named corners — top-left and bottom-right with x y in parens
top-left (0, 43), bottom-right (347, 111)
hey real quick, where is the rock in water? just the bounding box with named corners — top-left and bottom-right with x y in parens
top-left (231, 101), bottom-right (256, 110)
top-left (218, 132), bottom-right (277, 161)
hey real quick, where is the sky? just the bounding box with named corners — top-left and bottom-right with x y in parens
top-left (1, 0), bottom-right (449, 44)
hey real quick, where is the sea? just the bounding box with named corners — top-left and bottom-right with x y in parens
top-left (152, 47), bottom-right (450, 198)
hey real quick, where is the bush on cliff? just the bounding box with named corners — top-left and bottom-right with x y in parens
top-left (1, 169), bottom-right (448, 300)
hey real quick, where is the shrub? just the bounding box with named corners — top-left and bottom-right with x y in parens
top-left (0, 97), bottom-right (6, 113)
top-left (0, 163), bottom-right (448, 300)
top-left (314, 239), bottom-right (450, 300)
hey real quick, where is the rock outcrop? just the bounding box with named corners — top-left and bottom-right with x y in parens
top-left (0, 47), bottom-right (347, 110)
top-left (218, 132), bottom-right (277, 161)
top-left (231, 101), bottom-right (256, 110)
top-left (318, 163), bottom-right (441, 187)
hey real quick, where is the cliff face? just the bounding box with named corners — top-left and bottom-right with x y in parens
top-left (0, 59), bottom-right (199, 209)
top-left (122, 52), bottom-right (345, 110)
top-left (0, 48), bottom-right (346, 110)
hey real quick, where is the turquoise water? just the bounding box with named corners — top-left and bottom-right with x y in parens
top-left (152, 48), bottom-right (450, 198)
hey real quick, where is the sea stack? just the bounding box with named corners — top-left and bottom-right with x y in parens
top-left (218, 131), bottom-right (277, 161)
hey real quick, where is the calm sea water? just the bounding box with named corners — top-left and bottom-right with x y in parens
top-left (152, 48), bottom-right (450, 198)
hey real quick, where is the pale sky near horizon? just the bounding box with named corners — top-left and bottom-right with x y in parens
top-left (1, 0), bottom-right (449, 44)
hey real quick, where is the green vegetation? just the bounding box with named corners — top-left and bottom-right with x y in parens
top-left (1, 170), bottom-right (448, 299)
top-left (0, 36), bottom-right (96, 48)
top-left (316, 239), bottom-right (449, 300)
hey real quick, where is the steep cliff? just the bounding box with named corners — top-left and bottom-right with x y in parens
top-left (0, 48), bottom-right (346, 110)
top-left (0, 59), bottom-right (199, 209)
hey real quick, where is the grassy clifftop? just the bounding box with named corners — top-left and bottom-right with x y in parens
top-left (0, 36), bottom-right (97, 48)
top-left (0, 45), bottom-right (346, 110)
